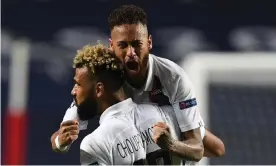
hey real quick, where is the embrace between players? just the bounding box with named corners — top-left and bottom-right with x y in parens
top-left (50, 5), bottom-right (225, 165)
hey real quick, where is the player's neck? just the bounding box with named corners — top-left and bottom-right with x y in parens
top-left (99, 87), bottom-right (129, 114)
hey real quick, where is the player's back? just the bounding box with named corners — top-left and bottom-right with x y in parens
top-left (80, 99), bottom-right (146, 165)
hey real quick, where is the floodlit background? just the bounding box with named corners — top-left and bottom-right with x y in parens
top-left (1, 0), bottom-right (276, 165)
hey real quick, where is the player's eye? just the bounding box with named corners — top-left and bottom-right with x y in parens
top-left (131, 41), bottom-right (143, 49)
top-left (132, 42), bottom-right (142, 47)
top-left (74, 82), bottom-right (81, 87)
top-left (118, 42), bottom-right (128, 49)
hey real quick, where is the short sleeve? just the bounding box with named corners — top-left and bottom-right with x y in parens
top-left (170, 68), bottom-right (204, 132)
top-left (62, 101), bottom-right (88, 130)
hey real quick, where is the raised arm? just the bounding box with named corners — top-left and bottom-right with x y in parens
top-left (161, 60), bottom-right (225, 158)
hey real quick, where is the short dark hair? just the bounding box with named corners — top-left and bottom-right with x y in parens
top-left (73, 43), bottom-right (124, 92)
top-left (108, 4), bottom-right (148, 30)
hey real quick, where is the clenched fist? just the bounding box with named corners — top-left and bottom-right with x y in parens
top-left (58, 120), bottom-right (79, 147)
top-left (152, 122), bottom-right (175, 151)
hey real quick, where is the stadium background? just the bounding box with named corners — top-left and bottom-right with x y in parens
top-left (1, 0), bottom-right (276, 165)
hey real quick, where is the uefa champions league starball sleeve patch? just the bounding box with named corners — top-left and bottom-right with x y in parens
top-left (179, 98), bottom-right (197, 110)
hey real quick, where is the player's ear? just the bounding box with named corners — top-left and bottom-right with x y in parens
top-left (95, 82), bottom-right (104, 98)
top-left (148, 35), bottom-right (152, 50)
top-left (109, 38), bottom-right (114, 51)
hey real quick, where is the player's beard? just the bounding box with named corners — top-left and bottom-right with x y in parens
top-left (75, 95), bottom-right (98, 121)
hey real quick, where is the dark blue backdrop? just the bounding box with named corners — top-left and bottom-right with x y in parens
top-left (2, 0), bottom-right (276, 164)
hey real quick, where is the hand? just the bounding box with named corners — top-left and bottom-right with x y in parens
top-left (152, 122), bottom-right (175, 151)
top-left (58, 120), bottom-right (79, 147)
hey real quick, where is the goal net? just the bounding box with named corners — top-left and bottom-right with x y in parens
top-left (181, 53), bottom-right (276, 165)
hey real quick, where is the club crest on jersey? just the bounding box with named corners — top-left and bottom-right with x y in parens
top-left (179, 98), bottom-right (197, 110)
top-left (149, 76), bottom-right (170, 106)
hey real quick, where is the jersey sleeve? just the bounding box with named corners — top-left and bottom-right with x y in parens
top-left (80, 134), bottom-right (110, 165)
top-left (170, 68), bottom-right (205, 132)
top-left (62, 101), bottom-right (88, 130)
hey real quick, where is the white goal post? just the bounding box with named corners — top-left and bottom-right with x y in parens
top-left (180, 52), bottom-right (276, 165)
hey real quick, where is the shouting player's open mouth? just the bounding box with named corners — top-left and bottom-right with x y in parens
top-left (125, 56), bottom-right (140, 75)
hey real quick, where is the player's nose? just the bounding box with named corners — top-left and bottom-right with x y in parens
top-left (126, 46), bottom-right (136, 58)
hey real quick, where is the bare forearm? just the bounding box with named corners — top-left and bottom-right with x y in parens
top-left (168, 139), bottom-right (204, 162)
top-left (203, 129), bottom-right (225, 157)
top-left (153, 123), bottom-right (204, 161)
top-left (204, 148), bottom-right (217, 157)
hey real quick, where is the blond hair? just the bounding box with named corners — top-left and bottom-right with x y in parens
top-left (73, 43), bottom-right (123, 76)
